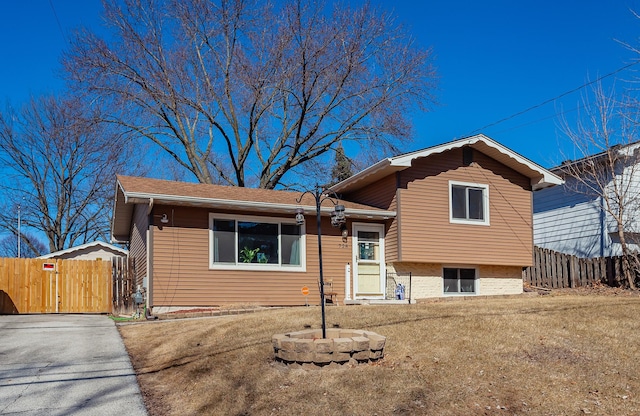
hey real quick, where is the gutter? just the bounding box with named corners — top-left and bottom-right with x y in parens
top-left (122, 191), bottom-right (396, 219)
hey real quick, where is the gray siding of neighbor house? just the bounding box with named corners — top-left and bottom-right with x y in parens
top-left (533, 175), bottom-right (613, 258)
top-left (533, 171), bottom-right (638, 258)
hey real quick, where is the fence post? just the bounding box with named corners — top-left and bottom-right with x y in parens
top-left (531, 247), bottom-right (539, 286)
top-left (542, 249), bottom-right (554, 287)
top-left (598, 257), bottom-right (606, 285)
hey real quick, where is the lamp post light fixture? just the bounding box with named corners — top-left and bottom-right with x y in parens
top-left (295, 185), bottom-right (347, 339)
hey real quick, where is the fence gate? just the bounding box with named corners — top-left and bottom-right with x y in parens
top-left (112, 256), bottom-right (135, 315)
top-left (0, 258), bottom-right (113, 314)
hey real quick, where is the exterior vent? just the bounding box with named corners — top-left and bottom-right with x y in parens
top-left (463, 147), bottom-right (473, 166)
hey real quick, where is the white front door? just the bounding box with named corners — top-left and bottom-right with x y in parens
top-left (353, 224), bottom-right (385, 299)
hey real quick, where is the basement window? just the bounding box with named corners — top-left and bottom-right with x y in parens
top-left (443, 267), bottom-right (476, 294)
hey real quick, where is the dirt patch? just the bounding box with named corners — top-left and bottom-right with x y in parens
top-left (544, 283), bottom-right (640, 297)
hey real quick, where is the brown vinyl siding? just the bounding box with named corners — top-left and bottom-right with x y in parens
top-left (396, 149), bottom-right (533, 266)
top-left (129, 204), bottom-right (149, 288)
top-left (341, 174), bottom-right (400, 262)
top-left (386, 193), bottom-right (400, 262)
top-left (342, 173), bottom-right (397, 209)
top-left (149, 208), bottom-right (352, 307)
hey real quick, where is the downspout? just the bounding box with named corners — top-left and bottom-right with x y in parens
top-left (146, 198), bottom-right (156, 319)
top-left (599, 195), bottom-right (606, 257)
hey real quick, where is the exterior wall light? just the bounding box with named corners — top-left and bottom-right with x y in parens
top-left (295, 207), bottom-right (305, 225)
top-left (331, 204), bottom-right (346, 227)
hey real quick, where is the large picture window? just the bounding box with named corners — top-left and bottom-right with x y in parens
top-left (450, 181), bottom-right (489, 225)
top-left (210, 214), bottom-right (304, 269)
top-left (443, 267), bottom-right (476, 294)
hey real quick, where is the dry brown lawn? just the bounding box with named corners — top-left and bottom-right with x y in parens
top-left (118, 291), bottom-right (640, 415)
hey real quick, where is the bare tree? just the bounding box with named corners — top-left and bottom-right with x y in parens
top-left (0, 94), bottom-right (131, 253)
top-left (63, 0), bottom-right (435, 188)
top-left (0, 233), bottom-right (47, 258)
top-left (559, 83), bottom-right (640, 288)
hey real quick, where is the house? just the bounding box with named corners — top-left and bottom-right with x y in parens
top-left (111, 134), bottom-right (562, 312)
top-left (533, 142), bottom-right (640, 258)
top-left (37, 241), bottom-right (128, 261)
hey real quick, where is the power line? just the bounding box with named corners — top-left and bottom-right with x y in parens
top-left (490, 104), bottom-right (583, 136)
top-left (48, 0), bottom-right (68, 44)
top-left (467, 60), bottom-right (640, 136)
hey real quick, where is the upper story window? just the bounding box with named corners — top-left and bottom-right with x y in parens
top-left (449, 181), bottom-right (489, 225)
top-left (210, 214), bottom-right (305, 270)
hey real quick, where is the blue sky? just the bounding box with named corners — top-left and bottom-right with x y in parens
top-left (1, 0), bottom-right (640, 168)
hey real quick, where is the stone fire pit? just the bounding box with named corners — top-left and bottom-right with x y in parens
top-left (272, 328), bottom-right (386, 366)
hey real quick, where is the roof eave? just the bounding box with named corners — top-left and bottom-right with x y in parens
top-left (113, 188), bottom-right (396, 237)
top-left (111, 179), bottom-right (134, 242)
top-left (330, 158), bottom-right (400, 193)
top-left (332, 134), bottom-right (564, 193)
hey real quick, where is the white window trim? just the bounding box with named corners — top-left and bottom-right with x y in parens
top-left (449, 180), bottom-right (490, 226)
top-left (208, 213), bottom-right (306, 272)
top-left (442, 265), bottom-right (479, 296)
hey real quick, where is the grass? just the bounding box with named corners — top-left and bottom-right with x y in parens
top-left (118, 292), bottom-right (640, 415)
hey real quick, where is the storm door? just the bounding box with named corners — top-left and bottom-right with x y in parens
top-left (353, 224), bottom-right (385, 299)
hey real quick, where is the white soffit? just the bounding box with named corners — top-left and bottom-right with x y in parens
top-left (331, 134), bottom-right (563, 192)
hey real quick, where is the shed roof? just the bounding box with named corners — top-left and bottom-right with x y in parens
top-left (330, 134), bottom-right (564, 193)
top-left (38, 241), bottom-right (128, 259)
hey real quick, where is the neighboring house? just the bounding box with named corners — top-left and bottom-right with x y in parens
top-left (38, 241), bottom-right (128, 261)
top-left (111, 134), bottom-right (562, 311)
top-left (533, 142), bottom-right (640, 258)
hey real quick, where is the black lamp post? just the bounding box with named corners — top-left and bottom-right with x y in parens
top-left (296, 185), bottom-right (346, 339)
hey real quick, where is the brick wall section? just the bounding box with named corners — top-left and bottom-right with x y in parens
top-left (388, 263), bottom-right (523, 299)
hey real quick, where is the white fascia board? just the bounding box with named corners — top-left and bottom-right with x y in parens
top-left (330, 158), bottom-right (394, 192)
top-left (472, 136), bottom-right (564, 188)
top-left (125, 191), bottom-right (308, 213)
top-left (122, 191), bottom-right (395, 219)
top-left (332, 134), bottom-right (563, 193)
top-left (393, 135), bottom-right (563, 189)
top-left (344, 208), bottom-right (396, 219)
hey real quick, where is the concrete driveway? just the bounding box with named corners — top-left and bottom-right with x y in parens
top-left (0, 314), bottom-right (147, 415)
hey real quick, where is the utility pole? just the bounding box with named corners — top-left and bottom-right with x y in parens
top-left (17, 203), bottom-right (21, 258)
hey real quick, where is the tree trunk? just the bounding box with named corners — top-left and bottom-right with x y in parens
top-left (617, 229), bottom-right (637, 289)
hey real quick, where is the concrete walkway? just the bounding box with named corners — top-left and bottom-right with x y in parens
top-left (0, 314), bottom-right (147, 415)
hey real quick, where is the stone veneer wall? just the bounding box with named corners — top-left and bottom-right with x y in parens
top-left (272, 328), bottom-right (386, 365)
top-left (388, 263), bottom-right (523, 300)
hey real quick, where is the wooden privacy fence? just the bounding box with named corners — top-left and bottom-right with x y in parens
top-left (523, 246), bottom-right (627, 289)
top-left (112, 256), bottom-right (136, 315)
top-left (0, 258), bottom-right (113, 314)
